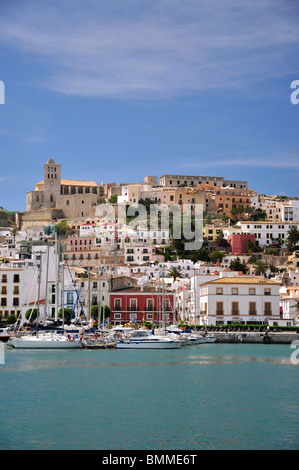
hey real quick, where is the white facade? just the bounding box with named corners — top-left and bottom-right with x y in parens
top-left (199, 277), bottom-right (281, 326)
top-left (279, 286), bottom-right (299, 326)
top-left (237, 221), bottom-right (299, 247)
top-left (0, 264), bottom-right (39, 321)
top-left (125, 245), bottom-right (160, 263)
top-left (79, 224), bottom-right (96, 237)
top-left (281, 200), bottom-right (299, 222)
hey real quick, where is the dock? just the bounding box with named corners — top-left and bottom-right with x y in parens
top-left (210, 331), bottom-right (299, 344)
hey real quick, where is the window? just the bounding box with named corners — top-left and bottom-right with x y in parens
top-left (13, 298), bottom-right (19, 307)
top-left (13, 286), bottom-right (19, 295)
top-left (231, 302), bottom-right (239, 315)
top-left (114, 299), bottom-right (121, 311)
top-left (1, 286), bottom-right (7, 295)
top-left (114, 313), bottom-right (122, 320)
top-left (249, 302), bottom-right (257, 315)
top-left (231, 288), bottom-right (238, 295)
top-left (264, 302), bottom-right (272, 314)
top-left (13, 274), bottom-right (20, 283)
top-left (130, 299), bottom-right (137, 311)
top-left (216, 288), bottom-right (223, 295)
top-left (146, 299), bottom-right (154, 311)
top-left (249, 288), bottom-right (256, 295)
top-left (1, 275), bottom-right (7, 283)
top-left (1, 298), bottom-right (7, 307)
top-left (264, 288), bottom-right (271, 296)
top-left (216, 302), bottom-right (224, 315)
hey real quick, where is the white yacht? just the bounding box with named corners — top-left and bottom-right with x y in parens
top-left (166, 325), bottom-right (217, 344)
top-left (116, 329), bottom-right (182, 349)
top-left (8, 332), bottom-right (84, 349)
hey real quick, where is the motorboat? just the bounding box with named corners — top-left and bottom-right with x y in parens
top-left (111, 325), bottom-right (135, 339)
top-left (116, 329), bottom-right (182, 349)
top-left (0, 327), bottom-right (10, 343)
top-left (194, 333), bottom-right (217, 344)
top-left (7, 331), bottom-right (84, 349)
top-left (166, 325), bottom-right (201, 344)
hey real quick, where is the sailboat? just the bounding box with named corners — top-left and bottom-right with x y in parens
top-left (8, 331), bottom-right (84, 349)
top-left (8, 232), bottom-right (84, 350)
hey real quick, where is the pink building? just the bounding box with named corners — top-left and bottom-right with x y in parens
top-left (227, 233), bottom-right (256, 255)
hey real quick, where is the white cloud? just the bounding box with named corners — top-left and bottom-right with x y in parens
top-left (181, 157), bottom-right (299, 170)
top-left (0, 0), bottom-right (298, 99)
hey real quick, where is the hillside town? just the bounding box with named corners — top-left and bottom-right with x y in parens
top-left (1, 158), bottom-right (299, 330)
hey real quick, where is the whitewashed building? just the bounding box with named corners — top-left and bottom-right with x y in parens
top-left (199, 276), bottom-right (282, 326)
top-left (236, 221), bottom-right (299, 247)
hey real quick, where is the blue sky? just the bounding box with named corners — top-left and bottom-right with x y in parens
top-left (0, 0), bottom-right (298, 212)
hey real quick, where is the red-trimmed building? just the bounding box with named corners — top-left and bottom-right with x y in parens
top-left (109, 286), bottom-right (176, 325)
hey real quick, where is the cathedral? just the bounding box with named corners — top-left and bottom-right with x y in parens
top-left (26, 159), bottom-right (105, 219)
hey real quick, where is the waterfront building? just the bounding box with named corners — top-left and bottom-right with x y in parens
top-left (199, 276), bottom-right (282, 326)
top-left (109, 284), bottom-right (176, 325)
top-left (279, 285), bottom-right (299, 326)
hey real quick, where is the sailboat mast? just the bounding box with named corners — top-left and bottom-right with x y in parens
top-left (54, 231), bottom-right (59, 322)
top-left (44, 246), bottom-right (49, 326)
top-left (37, 251), bottom-right (43, 330)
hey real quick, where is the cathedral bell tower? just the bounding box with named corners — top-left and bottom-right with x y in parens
top-left (44, 159), bottom-right (62, 206)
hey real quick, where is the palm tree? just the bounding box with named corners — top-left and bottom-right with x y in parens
top-left (286, 226), bottom-right (299, 252)
top-left (167, 267), bottom-right (183, 282)
top-left (10, 226), bottom-right (19, 245)
top-left (254, 260), bottom-right (268, 276)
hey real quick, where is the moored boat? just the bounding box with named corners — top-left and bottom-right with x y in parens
top-left (7, 332), bottom-right (83, 349)
top-left (116, 329), bottom-right (182, 349)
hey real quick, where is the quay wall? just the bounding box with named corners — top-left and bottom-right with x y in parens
top-left (212, 332), bottom-right (299, 344)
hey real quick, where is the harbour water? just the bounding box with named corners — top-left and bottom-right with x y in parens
top-left (1, 343), bottom-right (298, 450)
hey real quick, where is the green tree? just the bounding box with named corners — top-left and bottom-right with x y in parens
top-left (229, 257), bottom-right (248, 274)
top-left (91, 305), bottom-right (111, 321)
top-left (55, 220), bottom-right (71, 236)
top-left (6, 314), bottom-right (16, 325)
top-left (250, 208), bottom-right (267, 221)
top-left (246, 239), bottom-right (255, 253)
top-left (108, 194), bottom-right (118, 204)
top-left (210, 250), bottom-right (225, 264)
top-left (254, 260), bottom-right (268, 276)
top-left (25, 308), bottom-right (38, 323)
top-left (214, 230), bottom-right (228, 247)
top-left (10, 226), bottom-right (19, 244)
top-left (58, 307), bottom-right (74, 323)
top-left (286, 226), bottom-right (299, 252)
top-left (167, 267), bottom-right (183, 282)
top-left (195, 247), bottom-right (210, 262)
top-left (222, 212), bottom-right (230, 223)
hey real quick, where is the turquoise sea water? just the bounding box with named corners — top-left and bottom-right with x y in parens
top-left (0, 343), bottom-right (298, 450)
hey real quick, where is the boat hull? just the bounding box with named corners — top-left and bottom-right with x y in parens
top-left (117, 340), bottom-right (181, 349)
top-left (8, 337), bottom-right (83, 349)
top-left (196, 337), bottom-right (217, 343)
